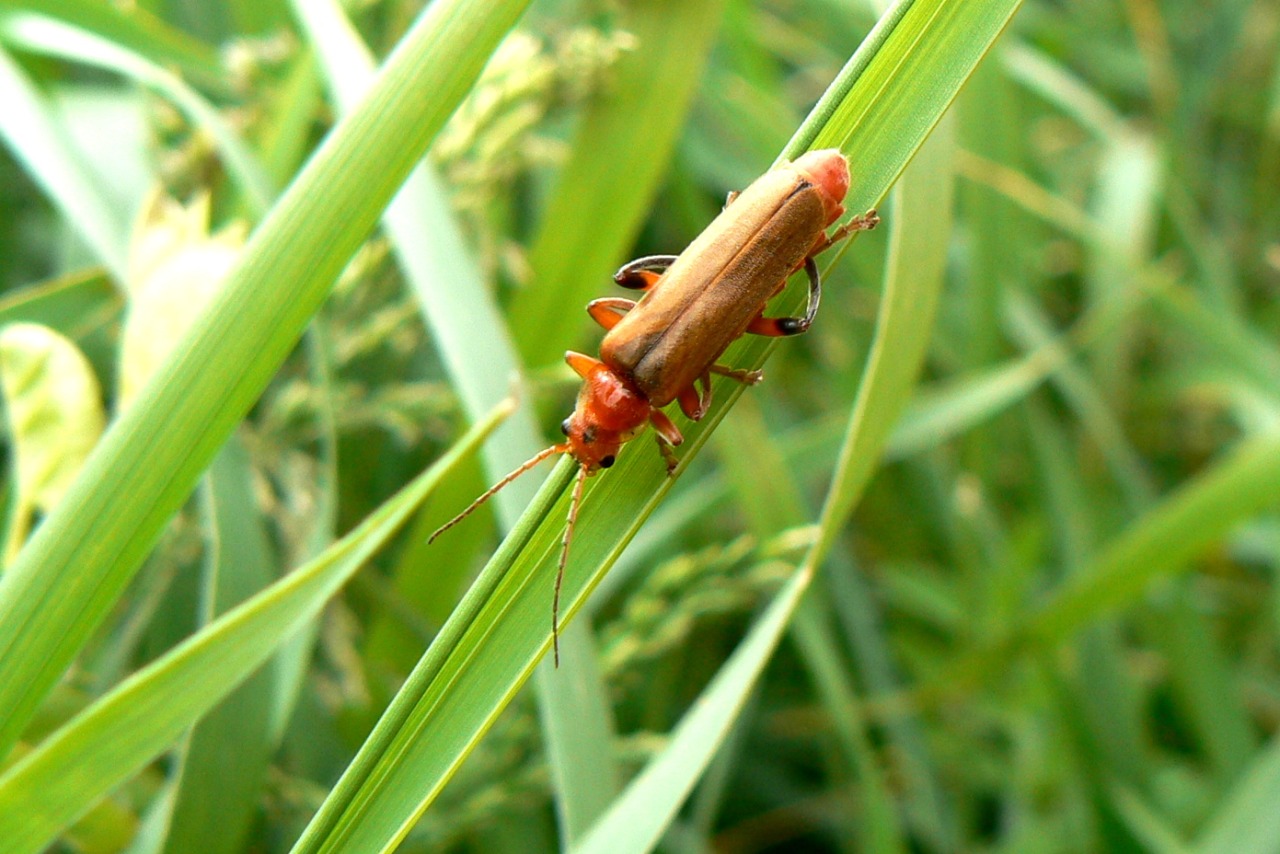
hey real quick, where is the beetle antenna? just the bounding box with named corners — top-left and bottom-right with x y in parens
top-left (554, 464), bottom-right (589, 667)
top-left (428, 443), bottom-right (569, 544)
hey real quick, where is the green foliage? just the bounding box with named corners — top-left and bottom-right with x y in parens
top-left (0, 0), bottom-right (1278, 852)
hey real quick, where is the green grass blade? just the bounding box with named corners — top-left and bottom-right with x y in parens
top-left (808, 110), bottom-right (956, 569)
top-left (797, 0), bottom-right (1022, 210)
top-left (886, 342), bottom-right (1065, 459)
top-left (0, 0), bottom-right (532, 758)
top-left (0, 0), bottom-right (220, 80)
top-left (162, 439), bottom-right (281, 854)
top-left (1111, 783), bottom-right (1192, 854)
top-left (790, 595), bottom-right (904, 853)
top-left (710, 103), bottom-right (959, 851)
top-left (572, 566), bottom-right (813, 854)
top-left (0, 11), bottom-right (275, 215)
top-left (0, 43), bottom-right (129, 278)
top-left (286, 459), bottom-right (579, 854)
top-left (715, 401), bottom-right (904, 851)
top-left (704, 65), bottom-right (959, 854)
top-left (1194, 734), bottom-right (1280, 854)
top-left (289, 0), bottom-right (543, 524)
top-left (1025, 433), bottom-right (1280, 647)
top-left (945, 431), bottom-right (1280, 688)
top-left (0, 269), bottom-right (119, 336)
top-left (0, 402), bottom-right (511, 854)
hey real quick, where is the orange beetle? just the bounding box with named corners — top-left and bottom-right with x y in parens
top-left (431, 149), bottom-right (878, 663)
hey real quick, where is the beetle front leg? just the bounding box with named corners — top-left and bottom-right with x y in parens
top-left (746, 256), bottom-right (821, 336)
top-left (654, 435), bottom-right (679, 473)
top-left (614, 255), bottom-right (678, 290)
top-left (565, 350), bottom-right (606, 378)
top-left (586, 298), bottom-right (637, 330)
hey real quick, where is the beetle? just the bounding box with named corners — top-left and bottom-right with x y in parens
top-left (430, 148), bottom-right (878, 664)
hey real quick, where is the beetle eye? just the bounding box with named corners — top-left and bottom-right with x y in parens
top-left (599, 455), bottom-right (615, 469)
top-left (560, 418), bottom-right (571, 436)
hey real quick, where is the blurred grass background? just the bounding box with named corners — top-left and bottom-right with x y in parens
top-left (1, 0), bottom-right (1279, 851)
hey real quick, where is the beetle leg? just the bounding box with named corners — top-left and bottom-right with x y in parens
top-left (586, 298), bottom-right (637, 330)
top-left (650, 408), bottom-right (684, 446)
top-left (746, 256), bottom-right (821, 336)
top-left (655, 435), bottom-right (680, 473)
top-left (565, 350), bottom-right (605, 378)
top-left (710, 363), bottom-right (763, 385)
top-left (677, 385), bottom-right (699, 420)
top-left (676, 372), bottom-right (714, 420)
top-left (614, 255), bottom-right (678, 290)
top-left (811, 208), bottom-right (880, 256)
top-left (649, 409), bottom-right (683, 474)
top-left (676, 382), bottom-right (703, 420)
top-left (698, 372), bottom-right (714, 416)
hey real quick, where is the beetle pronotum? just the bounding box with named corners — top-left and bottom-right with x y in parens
top-left (431, 149), bottom-right (878, 664)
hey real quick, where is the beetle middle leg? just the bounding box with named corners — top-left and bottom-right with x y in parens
top-left (676, 373), bottom-right (715, 421)
top-left (614, 255), bottom-right (678, 290)
top-left (586, 298), bottom-right (636, 330)
top-left (746, 256), bottom-right (821, 336)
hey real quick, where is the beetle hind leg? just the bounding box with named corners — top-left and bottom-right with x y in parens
top-left (710, 363), bottom-right (763, 385)
top-left (811, 208), bottom-right (880, 256)
top-left (746, 256), bottom-right (821, 337)
top-left (614, 255), bottom-right (678, 290)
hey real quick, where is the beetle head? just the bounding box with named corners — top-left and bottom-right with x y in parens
top-left (793, 149), bottom-right (850, 225)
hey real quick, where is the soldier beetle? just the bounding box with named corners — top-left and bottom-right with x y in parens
top-left (430, 148), bottom-right (878, 664)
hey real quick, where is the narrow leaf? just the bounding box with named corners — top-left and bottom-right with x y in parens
top-left (0, 401), bottom-right (511, 854)
top-left (0, 0), bottom-right (532, 758)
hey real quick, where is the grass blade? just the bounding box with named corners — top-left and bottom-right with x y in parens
top-left (0, 0), bottom-right (532, 758)
top-left (573, 566), bottom-right (813, 854)
top-left (0, 401), bottom-right (511, 854)
top-left (0, 11), bottom-right (275, 215)
top-left (1194, 734), bottom-right (1280, 854)
top-left (0, 43), bottom-right (128, 277)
